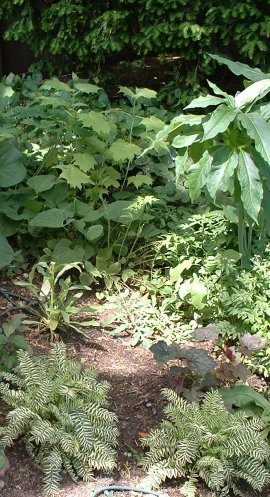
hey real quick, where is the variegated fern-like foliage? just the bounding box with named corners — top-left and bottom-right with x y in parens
top-left (0, 343), bottom-right (118, 496)
top-left (142, 389), bottom-right (270, 497)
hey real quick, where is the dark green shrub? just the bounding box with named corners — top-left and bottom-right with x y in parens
top-left (1, 1), bottom-right (270, 93)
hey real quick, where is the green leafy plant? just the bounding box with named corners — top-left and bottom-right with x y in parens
top-left (142, 389), bottom-right (270, 496)
top-left (16, 262), bottom-right (98, 341)
top-left (149, 58), bottom-right (270, 262)
top-left (0, 343), bottom-right (118, 497)
top-left (220, 384), bottom-right (270, 437)
top-left (0, 318), bottom-right (30, 372)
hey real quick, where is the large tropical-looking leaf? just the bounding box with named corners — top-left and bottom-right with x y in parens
top-left (206, 146), bottom-right (238, 200)
top-left (185, 95), bottom-right (224, 110)
top-left (235, 79), bottom-right (270, 109)
top-left (0, 234), bottom-right (13, 269)
top-left (0, 141), bottom-right (26, 187)
top-left (202, 105), bottom-right (236, 141)
top-left (209, 54), bottom-right (269, 82)
top-left (238, 112), bottom-right (270, 165)
top-left (29, 209), bottom-right (67, 228)
top-left (237, 150), bottom-right (263, 222)
top-left (188, 151), bottom-right (213, 202)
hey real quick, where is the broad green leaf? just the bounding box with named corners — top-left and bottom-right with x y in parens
top-left (119, 86), bottom-right (136, 100)
top-left (141, 116), bottom-right (165, 132)
top-left (181, 348), bottom-right (216, 375)
top-left (78, 111), bottom-right (111, 135)
top-left (188, 151), bottom-right (213, 202)
top-left (175, 150), bottom-right (189, 180)
top-left (60, 165), bottom-right (90, 189)
top-left (0, 234), bottom-right (13, 269)
top-left (206, 147), bottom-right (238, 200)
top-left (235, 79), bottom-right (270, 109)
top-left (202, 104), bottom-right (236, 140)
top-left (41, 79), bottom-right (71, 92)
top-left (238, 112), bottom-right (270, 165)
top-left (150, 341), bottom-right (184, 364)
top-left (172, 133), bottom-right (198, 148)
top-left (74, 82), bottom-right (100, 94)
top-left (127, 173), bottom-right (153, 188)
top-left (11, 335), bottom-right (29, 350)
top-left (27, 174), bottom-right (56, 193)
top-left (237, 150), bottom-right (263, 222)
top-left (85, 224), bottom-right (104, 241)
top-left (0, 214), bottom-right (19, 236)
top-left (0, 83), bottom-right (14, 99)
top-left (108, 139), bottom-right (141, 162)
top-left (135, 88), bottom-right (157, 99)
top-left (185, 95), bottom-right (224, 109)
top-left (30, 209), bottom-right (66, 228)
top-left (0, 141), bottom-right (26, 187)
top-left (169, 259), bottom-right (193, 282)
top-left (72, 152), bottom-right (96, 172)
top-left (207, 81), bottom-right (235, 107)
top-left (172, 114), bottom-right (203, 126)
top-left (220, 385), bottom-right (270, 410)
top-left (189, 276), bottom-right (207, 310)
top-left (209, 54), bottom-right (269, 82)
top-left (104, 199), bottom-right (145, 224)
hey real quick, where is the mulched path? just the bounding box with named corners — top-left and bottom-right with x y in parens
top-left (0, 279), bottom-right (269, 497)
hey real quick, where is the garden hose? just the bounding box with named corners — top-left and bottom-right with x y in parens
top-left (91, 486), bottom-right (168, 497)
top-left (0, 288), bottom-right (39, 317)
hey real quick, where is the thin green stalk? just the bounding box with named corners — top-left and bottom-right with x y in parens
top-left (121, 98), bottom-right (137, 190)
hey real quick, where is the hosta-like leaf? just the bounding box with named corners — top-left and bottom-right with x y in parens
top-left (30, 209), bottom-right (67, 228)
top-left (237, 150), bottom-right (263, 222)
top-left (202, 104), bottom-right (236, 140)
top-left (188, 151), bottom-right (213, 202)
top-left (27, 175), bottom-right (56, 193)
top-left (210, 54), bottom-right (269, 82)
top-left (185, 95), bottom-right (224, 110)
top-left (0, 234), bottom-right (13, 269)
top-left (0, 141), bottom-right (26, 187)
top-left (238, 112), bottom-right (270, 165)
top-left (206, 146), bottom-right (238, 200)
top-left (235, 79), bottom-right (270, 109)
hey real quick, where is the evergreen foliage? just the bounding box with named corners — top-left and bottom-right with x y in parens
top-left (0, 1), bottom-right (269, 91)
top-left (0, 343), bottom-right (118, 496)
top-left (142, 389), bottom-right (270, 496)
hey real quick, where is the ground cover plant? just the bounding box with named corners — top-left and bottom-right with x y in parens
top-left (0, 343), bottom-right (118, 497)
top-left (142, 389), bottom-right (270, 496)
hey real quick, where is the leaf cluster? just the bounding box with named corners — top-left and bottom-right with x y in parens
top-left (0, 343), bottom-right (118, 496)
top-left (142, 389), bottom-right (270, 496)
